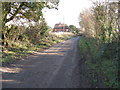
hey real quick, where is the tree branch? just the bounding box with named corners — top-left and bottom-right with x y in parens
top-left (4, 2), bottom-right (24, 24)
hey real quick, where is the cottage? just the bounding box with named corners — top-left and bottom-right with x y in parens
top-left (53, 23), bottom-right (70, 32)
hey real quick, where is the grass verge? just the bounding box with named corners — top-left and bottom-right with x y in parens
top-left (79, 37), bottom-right (119, 88)
top-left (1, 32), bottom-right (75, 64)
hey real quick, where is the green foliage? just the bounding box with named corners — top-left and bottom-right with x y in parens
top-left (79, 1), bottom-right (119, 42)
top-left (2, 1), bottom-right (59, 48)
top-left (2, 2), bottom-right (59, 26)
top-left (79, 37), bottom-right (119, 88)
top-left (1, 1), bottom-right (60, 63)
top-left (79, 1), bottom-right (119, 87)
top-left (79, 38), bottom-right (88, 54)
top-left (24, 19), bottom-right (49, 45)
top-left (69, 25), bottom-right (80, 35)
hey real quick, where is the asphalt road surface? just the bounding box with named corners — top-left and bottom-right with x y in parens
top-left (2, 36), bottom-right (83, 88)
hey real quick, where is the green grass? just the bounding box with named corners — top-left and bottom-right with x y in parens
top-left (2, 32), bottom-right (75, 63)
top-left (79, 37), bottom-right (119, 88)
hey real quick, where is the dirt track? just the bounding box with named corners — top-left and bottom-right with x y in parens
top-left (2, 36), bottom-right (92, 88)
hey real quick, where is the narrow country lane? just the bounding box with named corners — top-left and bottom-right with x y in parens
top-left (2, 36), bottom-right (81, 88)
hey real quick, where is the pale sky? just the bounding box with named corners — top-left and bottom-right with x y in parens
top-left (42, 0), bottom-right (95, 28)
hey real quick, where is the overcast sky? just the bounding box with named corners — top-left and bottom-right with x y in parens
top-left (42, 0), bottom-right (95, 28)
